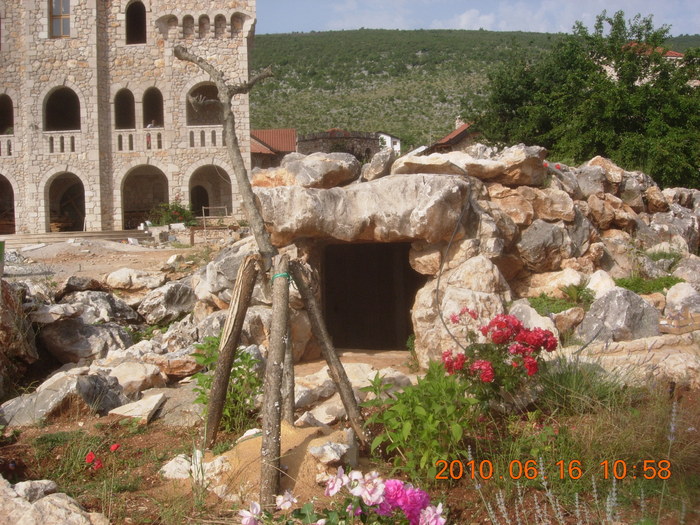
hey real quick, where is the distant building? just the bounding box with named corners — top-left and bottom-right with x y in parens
top-left (423, 121), bottom-right (478, 155)
top-left (251, 128), bottom-right (297, 169)
top-left (297, 128), bottom-right (401, 163)
top-left (0, 0), bottom-right (255, 234)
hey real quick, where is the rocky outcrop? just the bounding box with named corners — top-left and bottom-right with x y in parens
top-left (137, 281), bottom-right (196, 325)
top-left (252, 152), bottom-right (361, 189)
top-left (38, 319), bottom-right (132, 364)
top-left (577, 289), bottom-right (660, 343)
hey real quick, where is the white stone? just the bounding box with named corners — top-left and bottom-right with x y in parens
top-left (308, 441), bottom-right (350, 465)
top-left (108, 393), bottom-right (166, 425)
top-left (587, 270), bottom-right (618, 299)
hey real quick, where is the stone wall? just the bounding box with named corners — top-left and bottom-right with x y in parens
top-left (297, 130), bottom-right (382, 163)
top-left (0, 0), bottom-right (254, 234)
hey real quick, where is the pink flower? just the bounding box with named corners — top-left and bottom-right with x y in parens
top-left (401, 486), bottom-right (432, 525)
top-left (85, 451), bottom-right (95, 464)
top-left (419, 503), bottom-right (447, 525)
top-left (449, 313), bottom-right (460, 324)
top-left (238, 502), bottom-right (261, 525)
top-left (110, 443), bottom-right (121, 452)
top-left (325, 466), bottom-right (348, 497)
top-left (347, 470), bottom-right (366, 497)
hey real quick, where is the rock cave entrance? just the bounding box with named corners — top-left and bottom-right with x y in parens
top-left (323, 243), bottom-right (426, 351)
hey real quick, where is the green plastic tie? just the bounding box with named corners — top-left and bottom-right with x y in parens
top-left (272, 272), bottom-right (290, 282)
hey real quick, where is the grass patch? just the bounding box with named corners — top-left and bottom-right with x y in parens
top-left (614, 275), bottom-right (684, 295)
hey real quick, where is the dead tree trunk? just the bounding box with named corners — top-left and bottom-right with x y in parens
top-left (173, 45), bottom-right (276, 271)
top-left (281, 323), bottom-right (295, 424)
top-left (289, 260), bottom-right (368, 445)
top-left (260, 254), bottom-right (290, 507)
top-left (204, 255), bottom-right (258, 447)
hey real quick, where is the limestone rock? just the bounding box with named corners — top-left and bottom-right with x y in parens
top-left (27, 304), bottom-right (81, 326)
top-left (649, 204), bottom-right (700, 253)
top-left (516, 220), bottom-right (573, 272)
top-left (254, 174), bottom-right (475, 245)
top-left (60, 290), bottom-right (139, 325)
top-left (552, 307), bottom-right (585, 335)
top-left (142, 345), bottom-right (202, 380)
top-left (575, 166), bottom-right (608, 198)
top-left (509, 300), bottom-right (559, 338)
top-left (362, 148), bottom-right (396, 181)
top-left (486, 183), bottom-right (534, 226)
top-left (252, 152), bottom-right (361, 189)
top-left (11, 480), bottom-right (57, 503)
top-left (0, 488), bottom-right (110, 525)
top-left (672, 255), bottom-right (700, 291)
top-left (193, 236), bottom-right (258, 304)
top-left (516, 186), bottom-right (575, 222)
top-left (54, 276), bottom-right (109, 301)
top-left (665, 283), bottom-right (700, 316)
top-left (38, 320), bottom-right (132, 364)
top-left (391, 153), bottom-right (468, 176)
top-left (0, 374), bottom-right (127, 427)
top-left (105, 268), bottom-right (166, 291)
top-left (412, 256), bottom-right (510, 367)
top-left (108, 393), bottom-right (166, 425)
top-left (513, 268), bottom-right (584, 299)
top-left (587, 270), bottom-right (618, 299)
top-left (108, 361), bottom-right (167, 398)
top-left (137, 281), bottom-right (196, 325)
top-left (585, 156), bottom-right (625, 184)
top-left (644, 186), bottom-right (670, 213)
top-left (308, 441), bottom-right (350, 465)
top-left (576, 289), bottom-right (660, 343)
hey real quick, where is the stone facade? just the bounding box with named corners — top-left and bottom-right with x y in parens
top-left (297, 129), bottom-right (387, 164)
top-left (0, 0), bottom-right (255, 234)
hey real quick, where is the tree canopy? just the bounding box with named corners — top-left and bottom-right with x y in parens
top-left (464, 11), bottom-right (700, 188)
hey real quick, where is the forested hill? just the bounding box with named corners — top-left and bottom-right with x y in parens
top-left (249, 29), bottom-right (700, 151)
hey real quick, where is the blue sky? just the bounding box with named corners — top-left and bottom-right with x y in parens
top-left (256, 1), bottom-right (699, 36)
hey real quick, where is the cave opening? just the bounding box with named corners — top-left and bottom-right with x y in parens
top-left (323, 242), bottom-right (426, 350)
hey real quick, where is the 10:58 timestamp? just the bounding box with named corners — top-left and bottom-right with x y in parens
top-left (435, 459), bottom-right (671, 481)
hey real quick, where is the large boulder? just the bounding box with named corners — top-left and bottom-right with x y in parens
top-left (412, 256), bottom-right (511, 367)
top-left (665, 283), bottom-right (700, 316)
top-left (38, 319), bottom-right (132, 364)
top-left (576, 289), bottom-right (660, 343)
top-left (362, 148), bottom-right (397, 181)
top-left (254, 174), bottom-right (475, 246)
top-left (137, 281), bottom-right (196, 325)
top-left (649, 204), bottom-right (700, 253)
top-left (252, 152), bottom-right (361, 189)
top-left (105, 268), bottom-right (166, 291)
top-left (108, 361), bottom-right (168, 398)
top-left (516, 220), bottom-right (573, 272)
top-left (0, 373), bottom-right (127, 427)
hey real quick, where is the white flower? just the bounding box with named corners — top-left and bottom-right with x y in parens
top-left (238, 501), bottom-right (261, 525)
top-left (275, 489), bottom-right (297, 511)
top-left (325, 466), bottom-right (349, 497)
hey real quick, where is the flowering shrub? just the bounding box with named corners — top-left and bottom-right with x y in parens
top-left (442, 310), bottom-right (558, 406)
top-left (238, 468), bottom-right (446, 525)
top-left (148, 200), bottom-right (196, 226)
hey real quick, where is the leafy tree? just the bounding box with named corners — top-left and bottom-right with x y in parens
top-left (464, 11), bottom-right (700, 188)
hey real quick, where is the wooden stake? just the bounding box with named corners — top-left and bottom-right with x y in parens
top-left (205, 255), bottom-right (258, 448)
top-left (289, 260), bottom-right (367, 445)
top-left (281, 317), bottom-right (295, 424)
top-left (260, 254), bottom-right (290, 508)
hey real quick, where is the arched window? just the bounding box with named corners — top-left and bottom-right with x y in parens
top-left (44, 87), bottom-right (81, 131)
top-left (143, 87), bottom-right (163, 128)
top-left (231, 14), bottom-right (244, 38)
top-left (183, 15), bottom-right (194, 39)
top-left (114, 89), bottom-right (135, 129)
top-left (186, 84), bottom-right (221, 126)
top-left (214, 15), bottom-right (226, 38)
top-left (0, 95), bottom-right (14, 135)
top-left (50, 0), bottom-right (70, 38)
top-left (198, 15), bottom-right (210, 39)
top-left (125, 1), bottom-right (147, 44)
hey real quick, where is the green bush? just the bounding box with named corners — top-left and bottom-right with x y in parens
top-left (192, 336), bottom-right (263, 436)
top-left (363, 362), bottom-right (478, 480)
top-left (148, 201), bottom-right (196, 226)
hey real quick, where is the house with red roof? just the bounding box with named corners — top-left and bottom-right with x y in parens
top-left (423, 120), bottom-right (478, 155)
top-left (251, 128), bottom-right (297, 169)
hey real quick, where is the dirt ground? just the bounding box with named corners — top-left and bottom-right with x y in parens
top-left (9, 238), bottom-right (212, 283)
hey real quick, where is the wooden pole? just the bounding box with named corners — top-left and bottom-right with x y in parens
top-left (205, 255), bottom-right (258, 447)
top-left (260, 254), bottom-right (290, 508)
top-left (281, 317), bottom-right (295, 424)
top-left (289, 260), bottom-right (367, 445)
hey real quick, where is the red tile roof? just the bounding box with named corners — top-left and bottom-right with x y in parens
top-left (435, 122), bottom-right (473, 146)
top-left (624, 42), bottom-right (684, 58)
top-left (251, 128), bottom-right (297, 153)
top-left (251, 136), bottom-right (275, 155)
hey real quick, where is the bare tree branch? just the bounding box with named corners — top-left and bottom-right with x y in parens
top-left (173, 45), bottom-right (277, 270)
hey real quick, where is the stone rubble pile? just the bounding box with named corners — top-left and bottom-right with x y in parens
top-left (1, 144), bottom-right (700, 504)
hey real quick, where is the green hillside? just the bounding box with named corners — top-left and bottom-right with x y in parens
top-left (249, 29), bottom-right (700, 151)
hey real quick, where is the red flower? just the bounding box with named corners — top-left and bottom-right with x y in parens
top-left (543, 161), bottom-right (549, 168)
top-left (523, 356), bottom-right (539, 376)
top-left (85, 451), bottom-right (96, 464)
top-left (555, 163), bottom-right (561, 170)
top-left (459, 307), bottom-right (478, 320)
top-left (470, 360), bottom-right (495, 383)
top-left (449, 313), bottom-right (460, 325)
top-left (110, 443), bottom-right (121, 452)
top-left (93, 458), bottom-right (104, 471)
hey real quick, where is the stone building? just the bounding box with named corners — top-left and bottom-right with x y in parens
top-left (297, 128), bottom-right (401, 164)
top-left (0, 0), bottom-right (255, 234)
